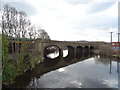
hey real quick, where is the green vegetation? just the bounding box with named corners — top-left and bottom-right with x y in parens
top-left (2, 35), bottom-right (43, 86)
top-left (2, 34), bottom-right (14, 84)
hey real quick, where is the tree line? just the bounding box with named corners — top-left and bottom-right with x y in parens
top-left (1, 4), bottom-right (50, 40)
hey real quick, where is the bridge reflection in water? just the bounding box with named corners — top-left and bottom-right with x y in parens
top-left (11, 49), bottom-right (94, 88)
top-left (10, 49), bottom-right (119, 88)
top-left (43, 44), bottom-right (94, 67)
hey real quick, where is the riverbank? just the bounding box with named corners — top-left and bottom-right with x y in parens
top-left (112, 54), bottom-right (120, 59)
top-left (2, 35), bottom-right (44, 87)
top-left (94, 49), bottom-right (120, 59)
top-left (3, 55), bottom-right (43, 88)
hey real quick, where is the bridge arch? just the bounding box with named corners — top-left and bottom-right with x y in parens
top-left (90, 46), bottom-right (94, 49)
top-left (76, 46), bottom-right (84, 58)
top-left (43, 45), bottom-right (62, 59)
top-left (84, 46), bottom-right (89, 51)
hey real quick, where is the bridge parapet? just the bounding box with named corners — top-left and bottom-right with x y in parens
top-left (36, 40), bottom-right (102, 49)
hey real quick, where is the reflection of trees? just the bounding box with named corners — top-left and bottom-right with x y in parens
top-left (46, 46), bottom-right (59, 53)
top-left (94, 55), bottom-right (110, 65)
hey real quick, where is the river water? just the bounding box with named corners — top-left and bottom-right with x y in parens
top-left (11, 50), bottom-right (119, 88)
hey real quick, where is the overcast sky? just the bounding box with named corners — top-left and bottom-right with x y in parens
top-left (1, 0), bottom-right (119, 42)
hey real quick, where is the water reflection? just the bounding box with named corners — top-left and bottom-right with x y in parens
top-left (47, 51), bottom-right (59, 59)
top-left (47, 50), bottom-right (69, 59)
top-left (63, 50), bottom-right (68, 57)
top-left (115, 58), bottom-right (120, 74)
top-left (10, 52), bottom-right (119, 88)
top-left (119, 61), bottom-right (120, 88)
top-left (58, 68), bottom-right (65, 72)
top-left (110, 57), bottom-right (112, 74)
top-left (94, 55), bottom-right (110, 65)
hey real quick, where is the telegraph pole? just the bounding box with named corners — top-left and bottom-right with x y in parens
top-left (117, 33), bottom-right (120, 73)
top-left (117, 33), bottom-right (120, 57)
top-left (118, 33), bottom-right (120, 52)
top-left (110, 32), bottom-right (113, 45)
top-left (109, 32), bottom-right (113, 74)
top-left (118, 33), bottom-right (120, 46)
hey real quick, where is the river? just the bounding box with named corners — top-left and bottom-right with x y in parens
top-left (10, 50), bottom-right (119, 88)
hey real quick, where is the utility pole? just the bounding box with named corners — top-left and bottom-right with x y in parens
top-left (118, 33), bottom-right (120, 46)
top-left (110, 32), bottom-right (113, 57)
top-left (110, 32), bottom-right (113, 45)
top-left (109, 32), bottom-right (113, 74)
top-left (117, 33), bottom-right (120, 73)
top-left (118, 33), bottom-right (120, 52)
top-left (117, 33), bottom-right (120, 57)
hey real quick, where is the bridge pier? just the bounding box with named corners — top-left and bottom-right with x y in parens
top-left (90, 46), bottom-right (94, 56)
top-left (59, 48), bottom-right (63, 59)
top-left (76, 46), bottom-right (84, 58)
top-left (67, 46), bottom-right (75, 58)
top-left (84, 46), bottom-right (89, 57)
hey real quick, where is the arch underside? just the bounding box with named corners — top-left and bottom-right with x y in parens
top-left (43, 45), bottom-right (95, 60)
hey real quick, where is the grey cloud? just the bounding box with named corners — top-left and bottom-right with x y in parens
top-left (43, 6), bottom-right (59, 11)
top-left (2, 2), bottom-right (37, 16)
top-left (63, 0), bottom-right (118, 5)
top-left (88, 2), bottom-right (115, 14)
top-left (62, 1), bottom-right (116, 14)
top-left (66, 2), bottom-right (115, 14)
top-left (70, 15), bottom-right (117, 31)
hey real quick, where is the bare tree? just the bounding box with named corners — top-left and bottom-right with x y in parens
top-left (28, 25), bottom-right (34, 39)
top-left (2, 4), bottom-right (11, 35)
top-left (37, 29), bottom-right (50, 40)
top-left (31, 25), bottom-right (37, 39)
top-left (2, 5), bottom-right (15, 54)
top-left (99, 44), bottom-right (113, 56)
top-left (1, 4), bottom-right (30, 54)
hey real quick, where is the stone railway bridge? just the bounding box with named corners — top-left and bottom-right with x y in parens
top-left (8, 38), bottom-right (108, 59)
top-left (33, 39), bottom-right (107, 59)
